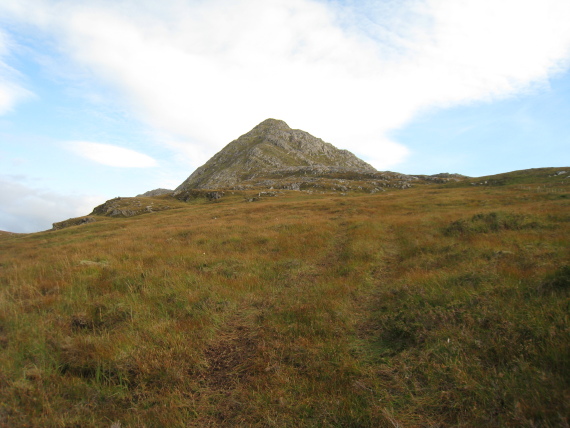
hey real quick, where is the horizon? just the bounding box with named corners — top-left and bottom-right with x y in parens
top-left (1, 0), bottom-right (570, 233)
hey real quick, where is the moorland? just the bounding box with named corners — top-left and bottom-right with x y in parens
top-left (0, 168), bottom-right (568, 427)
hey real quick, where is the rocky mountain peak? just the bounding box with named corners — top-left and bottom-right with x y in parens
top-left (251, 118), bottom-right (290, 131)
top-left (175, 119), bottom-right (376, 191)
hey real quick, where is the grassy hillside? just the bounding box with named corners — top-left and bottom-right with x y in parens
top-left (0, 175), bottom-right (569, 426)
top-left (449, 167), bottom-right (570, 188)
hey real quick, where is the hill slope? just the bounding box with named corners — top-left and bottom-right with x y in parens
top-left (175, 118), bottom-right (376, 191)
top-left (0, 173), bottom-right (568, 426)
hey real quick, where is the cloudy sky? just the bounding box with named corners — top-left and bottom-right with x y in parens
top-left (1, 0), bottom-right (570, 233)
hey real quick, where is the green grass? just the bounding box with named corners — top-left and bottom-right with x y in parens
top-left (0, 178), bottom-right (568, 426)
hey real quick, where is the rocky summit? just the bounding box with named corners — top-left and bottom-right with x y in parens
top-left (174, 119), bottom-right (376, 192)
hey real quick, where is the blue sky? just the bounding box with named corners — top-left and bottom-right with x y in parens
top-left (1, 0), bottom-right (569, 233)
top-left (394, 73), bottom-right (570, 176)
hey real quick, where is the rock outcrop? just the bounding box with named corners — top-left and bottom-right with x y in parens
top-left (90, 197), bottom-right (174, 217)
top-left (175, 119), bottom-right (376, 192)
top-left (52, 216), bottom-right (96, 230)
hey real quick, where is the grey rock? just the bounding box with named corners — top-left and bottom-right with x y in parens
top-left (90, 197), bottom-right (174, 218)
top-left (205, 191), bottom-right (224, 201)
top-left (174, 119), bottom-right (376, 192)
top-left (52, 216), bottom-right (96, 230)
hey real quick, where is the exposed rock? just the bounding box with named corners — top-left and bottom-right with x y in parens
top-left (90, 197), bottom-right (175, 217)
top-left (170, 119), bottom-right (467, 195)
top-left (174, 189), bottom-right (225, 202)
top-left (205, 191), bottom-right (224, 201)
top-left (258, 191), bottom-right (280, 197)
top-left (174, 119), bottom-right (376, 192)
top-left (52, 216), bottom-right (96, 230)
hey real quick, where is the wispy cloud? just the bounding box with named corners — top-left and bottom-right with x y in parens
top-left (0, 29), bottom-right (33, 114)
top-left (1, 0), bottom-right (570, 170)
top-left (0, 175), bottom-right (103, 233)
top-left (67, 141), bottom-right (158, 168)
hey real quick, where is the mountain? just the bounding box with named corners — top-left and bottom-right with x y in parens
top-left (175, 118), bottom-right (376, 192)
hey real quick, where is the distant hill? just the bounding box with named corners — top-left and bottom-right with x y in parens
top-left (0, 230), bottom-right (23, 240)
top-left (137, 188), bottom-right (173, 197)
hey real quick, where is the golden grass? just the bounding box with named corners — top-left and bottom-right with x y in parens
top-left (0, 183), bottom-right (568, 426)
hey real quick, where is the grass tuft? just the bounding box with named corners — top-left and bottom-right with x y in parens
top-left (443, 211), bottom-right (545, 236)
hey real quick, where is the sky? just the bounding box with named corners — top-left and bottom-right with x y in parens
top-left (1, 0), bottom-right (570, 233)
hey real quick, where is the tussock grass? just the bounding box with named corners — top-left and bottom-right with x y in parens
top-left (0, 181), bottom-right (568, 426)
top-left (442, 211), bottom-right (546, 236)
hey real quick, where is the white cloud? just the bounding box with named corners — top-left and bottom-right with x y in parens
top-left (352, 136), bottom-right (412, 171)
top-left (67, 141), bottom-right (158, 167)
top-left (1, 0), bottom-right (570, 171)
top-left (0, 29), bottom-right (33, 114)
top-left (0, 175), bottom-right (103, 233)
top-left (404, 0), bottom-right (570, 106)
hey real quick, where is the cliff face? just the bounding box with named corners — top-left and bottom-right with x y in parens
top-left (175, 119), bottom-right (376, 191)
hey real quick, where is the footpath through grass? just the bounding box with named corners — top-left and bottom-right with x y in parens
top-left (0, 184), bottom-right (568, 426)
